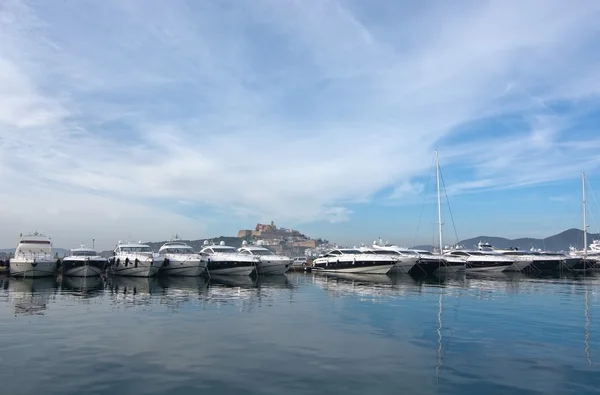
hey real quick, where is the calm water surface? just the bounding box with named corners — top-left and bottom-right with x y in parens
top-left (1, 272), bottom-right (599, 395)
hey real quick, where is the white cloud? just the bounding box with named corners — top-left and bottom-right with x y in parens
top-left (0, 0), bottom-right (600, 246)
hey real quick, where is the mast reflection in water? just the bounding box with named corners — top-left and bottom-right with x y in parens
top-left (0, 272), bottom-right (597, 395)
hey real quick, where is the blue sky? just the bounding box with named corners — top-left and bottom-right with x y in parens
top-left (1, 0), bottom-right (600, 249)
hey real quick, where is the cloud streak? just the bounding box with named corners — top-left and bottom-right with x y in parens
top-left (1, 0), bottom-right (600, 247)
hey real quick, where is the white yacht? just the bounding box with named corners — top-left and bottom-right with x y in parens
top-left (107, 241), bottom-right (163, 277)
top-left (199, 240), bottom-right (257, 276)
top-left (312, 248), bottom-right (397, 274)
top-left (363, 243), bottom-right (424, 274)
top-left (476, 242), bottom-right (562, 273)
top-left (238, 242), bottom-right (292, 275)
top-left (61, 244), bottom-right (107, 277)
top-left (9, 232), bottom-right (59, 278)
top-left (158, 236), bottom-right (207, 276)
top-left (369, 241), bottom-right (463, 275)
top-left (443, 247), bottom-right (515, 272)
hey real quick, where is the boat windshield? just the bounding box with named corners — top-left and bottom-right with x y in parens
top-left (339, 249), bottom-right (362, 254)
top-left (211, 247), bottom-right (236, 253)
top-left (120, 246), bottom-right (152, 253)
top-left (163, 247), bottom-right (195, 254)
top-left (249, 249), bottom-right (274, 256)
top-left (71, 250), bottom-right (97, 257)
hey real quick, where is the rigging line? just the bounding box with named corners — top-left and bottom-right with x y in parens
top-left (438, 166), bottom-right (460, 245)
top-left (551, 185), bottom-right (578, 239)
top-left (412, 155), bottom-right (435, 248)
top-left (585, 177), bottom-right (600, 235)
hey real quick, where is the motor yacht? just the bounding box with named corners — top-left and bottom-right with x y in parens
top-left (443, 247), bottom-right (515, 272)
top-left (9, 232), bottom-right (59, 278)
top-left (312, 248), bottom-right (397, 274)
top-left (238, 242), bottom-right (292, 275)
top-left (158, 236), bottom-right (207, 276)
top-left (107, 241), bottom-right (163, 277)
top-left (199, 240), bottom-right (257, 276)
top-left (476, 242), bottom-right (562, 273)
top-left (62, 244), bottom-right (107, 277)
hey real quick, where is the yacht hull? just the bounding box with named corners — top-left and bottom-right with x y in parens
top-left (257, 262), bottom-right (291, 276)
top-left (10, 260), bottom-right (58, 278)
top-left (504, 259), bottom-right (561, 273)
top-left (160, 259), bottom-right (207, 276)
top-left (108, 258), bottom-right (162, 277)
top-left (408, 260), bottom-right (444, 276)
top-left (206, 262), bottom-right (256, 276)
top-left (434, 261), bottom-right (466, 274)
top-left (62, 259), bottom-right (105, 277)
top-left (465, 262), bottom-right (512, 272)
top-left (313, 264), bottom-right (395, 275)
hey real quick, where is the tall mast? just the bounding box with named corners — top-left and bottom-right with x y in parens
top-left (436, 150), bottom-right (443, 254)
top-left (583, 172), bottom-right (588, 256)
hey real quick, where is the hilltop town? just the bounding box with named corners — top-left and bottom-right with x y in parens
top-left (236, 221), bottom-right (331, 257)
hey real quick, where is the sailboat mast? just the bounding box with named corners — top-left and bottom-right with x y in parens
top-left (436, 150), bottom-right (443, 254)
top-left (583, 172), bottom-right (588, 256)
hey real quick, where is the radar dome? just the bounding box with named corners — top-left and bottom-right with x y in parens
top-left (242, 240), bottom-right (248, 246)
top-left (219, 241), bottom-right (225, 246)
top-left (203, 240), bottom-right (209, 246)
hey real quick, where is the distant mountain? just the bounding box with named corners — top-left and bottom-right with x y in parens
top-left (1, 229), bottom-right (596, 257)
top-left (411, 228), bottom-right (598, 252)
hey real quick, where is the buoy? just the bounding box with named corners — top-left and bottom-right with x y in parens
top-left (125, 258), bottom-right (130, 267)
top-left (135, 258), bottom-right (139, 268)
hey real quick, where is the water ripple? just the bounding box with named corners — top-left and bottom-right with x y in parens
top-left (0, 272), bottom-right (598, 394)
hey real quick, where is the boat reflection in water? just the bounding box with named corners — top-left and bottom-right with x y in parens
top-left (60, 275), bottom-right (105, 298)
top-left (312, 272), bottom-right (428, 300)
top-left (158, 275), bottom-right (208, 293)
top-left (4, 276), bottom-right (58, 316)
top-left (256, 274), bottom-right (293, 289)
top-left (208, 274), bottom-right (259, 288)
top-left (106, 276), bottom-right (165, 308)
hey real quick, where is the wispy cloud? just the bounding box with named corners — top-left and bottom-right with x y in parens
top-left (1, 0), bottom-right (600, 247)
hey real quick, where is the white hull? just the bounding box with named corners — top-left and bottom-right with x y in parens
top-left (208, 265), bottom-right (256, 276)
top-left (160, 260), bottom-right (207, 276)
top-left (63, 265), bottom-right (103, 277)
top-left (257, 262), bottom-right (290, 276)
top-left (315, 264), bottom-right (394, 275)
top-left (10, 260), bottom-right (58, 278)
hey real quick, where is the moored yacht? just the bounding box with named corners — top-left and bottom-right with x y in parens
top-left (9, 232), bottom-right (59, 278)
top-left (107, 241), bottom-right (163, 277)
top-left (200, 241), bottom-right (257, 276)
top-left (367, 243), bottom-right (436, 275)
top-left (158, 236), bottom-right (207, 276)
top-left (312, 248), bottom-right (397, 274)
top-left (476, 242), bottom-right (562, 273)
top-left (370, 241), bottom-right (465, 274)
top-left (61, 244), bottom-right (107, 277)
top-left (443, 247), bottom-right (514, 272)
top-left (238, 242), bottom-right (292, 275)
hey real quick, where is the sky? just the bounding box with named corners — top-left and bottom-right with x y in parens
top-left (2, 0), bottom-right (600, 250)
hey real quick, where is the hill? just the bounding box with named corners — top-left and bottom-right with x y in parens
top-left (412, 228), bottom-right (598, 252)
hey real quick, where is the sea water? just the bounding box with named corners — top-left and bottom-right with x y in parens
top-left (0, 272), bottom-right (598, 395)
